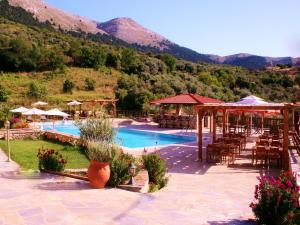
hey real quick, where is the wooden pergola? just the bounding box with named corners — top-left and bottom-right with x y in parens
top-left (66, 99), bottom-right (118, 117)
top-left (194, 103), bottom-right (299, 170)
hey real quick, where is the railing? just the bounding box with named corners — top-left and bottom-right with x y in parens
top-left (292, 132), bottom-right (300, 156)
top-left (117, 110), bottom-right (149, 118)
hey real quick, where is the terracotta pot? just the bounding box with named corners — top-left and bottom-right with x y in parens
top-left (87, 160), bottom-right (110, 188)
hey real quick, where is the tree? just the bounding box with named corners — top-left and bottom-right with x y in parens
top-left (161, 54), bottom-right (176, 72)
top-left (294, 74), bottom-right (300, 86)
top-left (0, 85), bottom-right (9, 102)
top-left (106, 53), bottom-right (121, 69)
top-left (121, 48), bottom-right (138, 74)
top-left (63, 79), bottom-right (75, 93)
top-left (85, 78), bottom-right (96, 91)
top-left (27, 82), bottom-right (47, 99)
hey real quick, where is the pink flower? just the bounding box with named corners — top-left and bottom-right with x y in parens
top-left (286, 180), bottom-right (293, 189)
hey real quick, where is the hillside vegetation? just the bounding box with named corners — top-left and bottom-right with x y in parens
top-left (0, 9), bottom-right (300, 114)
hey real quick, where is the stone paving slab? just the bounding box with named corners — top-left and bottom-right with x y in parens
top-left (0, 133), bottom-right (278, 225)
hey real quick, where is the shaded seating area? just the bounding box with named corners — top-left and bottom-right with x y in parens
top-left (66, 99), bottom-right (118, 118)
top-left (252, 133), bottom-right (283, 167)
top-left (151, 93), bottom-right (223, 129)
top-left (194, 95), bottom-right (299, 170)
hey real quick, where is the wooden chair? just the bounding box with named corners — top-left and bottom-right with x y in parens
top-left (206, 144), bottom-right (220, 163)
top-left (268, 146), bottom-right (281, 168)
top-left (271, 140), bottom-right (282, 147)
top-left (220, 144), bottom-right (235, 164)
top-left (258, 139), bottom-right (269, 146)
top-left (254, 145), bottom-right (267, 165)
top-left (160, 119), bottom-right (167, 128)
top-left (166, 119), bottom-right (174, 128)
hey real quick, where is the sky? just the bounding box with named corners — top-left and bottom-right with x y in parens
top-left (46, 0), bottom-right (300, 57)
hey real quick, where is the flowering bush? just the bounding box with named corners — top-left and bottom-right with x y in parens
top-left (250, 171), bottom-right (300, 225)
top-left (37, 148), bottom-right (67, 172)
top-left (10, 117), bottom-right (29, 129)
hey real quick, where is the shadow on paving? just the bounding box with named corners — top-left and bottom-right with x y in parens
top-left (158, 141), bottom-right (212, 175)
top-left (112, 194), bottom-right (157, 223)
top-left (158, 138), bottom-right (279, 177)
top-left (207, 219), bottom-right (257, 225)
top-left (0, 171), bottom-right (52, 180)
top-left (34, 181), bottom-right (91, 191)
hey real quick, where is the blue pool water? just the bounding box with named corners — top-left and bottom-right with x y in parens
top-left (41, 121), bottom-right (196, 148)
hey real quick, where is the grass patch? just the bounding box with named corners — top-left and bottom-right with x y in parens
top-left (0, 139), bottom-right (89, 170)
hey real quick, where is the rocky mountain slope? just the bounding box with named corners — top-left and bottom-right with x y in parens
top-left (4, 0), bottom-right (300, 69)
top-left (98, 17), bottom-right (170, 49)
top-left (8, 0), bottom-right (103, 34)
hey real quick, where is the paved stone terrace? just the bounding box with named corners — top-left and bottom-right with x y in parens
top-left (0, 129), bottom-right (279, 225)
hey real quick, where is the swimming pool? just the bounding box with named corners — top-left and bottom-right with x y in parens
top-left (40, 121), bottom-right (196, 148)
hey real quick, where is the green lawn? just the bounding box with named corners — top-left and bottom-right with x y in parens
top-left (0, 139), bottom-right (89, 170)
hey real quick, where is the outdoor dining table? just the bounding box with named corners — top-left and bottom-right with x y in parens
top-left (252, 144), bottom-right (283, 166)
top-left (233, 124), bottom-right (246, 134)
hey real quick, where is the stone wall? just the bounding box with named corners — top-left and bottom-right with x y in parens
top-left (0, 128), bottom-right (41, 140)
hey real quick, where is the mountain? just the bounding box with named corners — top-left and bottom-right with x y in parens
top-left (98, 18), bottom-right (169, 49)
top-left (7, 0), bottom-right (104, 34)
top-left (3, 0), bottom-right (300, 69)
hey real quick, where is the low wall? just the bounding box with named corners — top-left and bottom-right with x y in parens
top-left (0, 128), bottom-right (41, 140)
top-left (44, 131), bottom-right (82, 146)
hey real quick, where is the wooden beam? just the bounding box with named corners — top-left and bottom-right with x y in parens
top-left (209, 113), bottom-right (212, 133)
top-left (113, 102), bottom-right (117, 118)
top-left (197, 110), bottom-right (203, 162)
top-left (194, 104), bottom-right (296, 111)
top-left (212, 110), bottom-right (217, 142)
top-left (222, 109), bottom-right (226, 136)
top-left (292, 109), bottom-right (295, 132)
top-left (283, 109), bottom-right (289, 170)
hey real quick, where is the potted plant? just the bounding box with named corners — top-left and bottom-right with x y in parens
top-left (76, 115), bottom-right (120, 188)
top-left (86, 141), bottom-right (120, 188)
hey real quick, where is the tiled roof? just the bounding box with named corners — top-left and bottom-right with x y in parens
top-left (150, 94), bottom-right (223, 105)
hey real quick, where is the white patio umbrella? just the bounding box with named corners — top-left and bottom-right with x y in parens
top-left (46, 108), bottom-right (70, 129)
top-left (46, 108), bottom-right (69, 117)
top-left (67, 100), bottom-right (82, 115)
top-left (32, 101), bottom-right (48, 107)
top-left (22, 108), bottom-right (46, 116)
top-left (67, 100), bottom-right (82, 106)
top-left (22, 108), bottom-right (46, 126)
top-left (10, 107), bottom-right (29, 113)
top-left (226, 95), bottom-right (282, 134)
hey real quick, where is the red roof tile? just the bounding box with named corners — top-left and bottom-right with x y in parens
top-left (150, 94), bottom-right (223, 105)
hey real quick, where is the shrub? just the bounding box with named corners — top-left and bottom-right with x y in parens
top-left (250, 171), bottom-right (300, 225)
top-left (63, 79), bottom-right (75, 93)
top-left (85, 78), bottom-right (96, 91)
top-left (76, 116), bottom-right (115, 143)
top-left (160, 54), bottom-right (176, 72)
top-left (37, 148), bottom-right (67, 172)
top-left (142, 153), bottom-right (168, 191)
top-left (86, 141), bottom-right (121, 162)
top-left (107, 153), bottom-right (135, 187)
top-left (0, 85), bottom-right (9, 102)
top-left (27, 82), bottom-right (47, 99)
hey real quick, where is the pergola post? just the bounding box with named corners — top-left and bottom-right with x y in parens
top-left (209, 112), bottom-right (213, 133)
top-left (212, 110), bottom-right (217, 142)
top-left (261, 112), bottom-right (265, 134)
top-left (283, 109), bottom-right (290, 170)
top-left (197, 110), bottom-right (203, 162)
top-left (113, 101), bottom-right (117, 117)
top-left (292, 109), bottom-right (295, 132)
top-left (222, 109), bottom-right (226, 136)
top-left (176, 104), bottom-right (182, 115)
